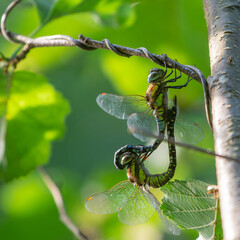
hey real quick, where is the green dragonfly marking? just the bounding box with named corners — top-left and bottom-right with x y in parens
top-left (86, 104), bottom-right (180, 235)
top-left (97, 65), bottom-right (203, 159)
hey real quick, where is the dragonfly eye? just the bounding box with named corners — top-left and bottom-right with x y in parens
top-left (121, 154), bottom-right (132, 165)
top-left (148, 68), bottom-right (165, 83)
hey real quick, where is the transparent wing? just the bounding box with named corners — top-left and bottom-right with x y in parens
top-left (118, 186), bottom-right (155, 225)
top-left (175, 118), bottom-right (204, 144)
top-left (144, 188), bottom-right (180, 236)
top-left (127, 112), bottom-right (160, 142)
top-left (85, 181), bottom-right (134, 214)
top-left (127, 113), bottom-right (204, 145)
top-left (96, 93), bottom-right (148, 119)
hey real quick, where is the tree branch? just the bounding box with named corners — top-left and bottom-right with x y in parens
top-left (38, 167), bottom-right (88, 240)
top-left (203, 1), bottom-right (240, 239)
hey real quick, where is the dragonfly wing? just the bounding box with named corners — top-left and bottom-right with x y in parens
top-left (144, 189), bottom-right (180, 235)
top-left (97, 93), bottom-right (148, 119)
top-left (127, 112), bottom-right (160, 142)
top-left (118, 186), bottom-right (155, 225)
top-left (168, 99), bottom-right (204, 145)
top-left (85, 181), bottom-right (134, 214)
top-left (175, 118), bottom-right (204, 144)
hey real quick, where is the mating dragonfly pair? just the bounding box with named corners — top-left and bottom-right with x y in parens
top-left (86, 65), bottom-right (203, 234)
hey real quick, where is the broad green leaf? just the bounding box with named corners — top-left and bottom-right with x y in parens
top-left (92, 1), bottom-right (136, 28)
top-left (32, 0), bottom-right (99, 26)
top-left (160, 179), bottom-right (223, 240)
top-left (32, 0), bottom-right (135, 28)
top-left (0, 71), bottom-right (70, 181)
top-left (48, 0), bottom-right (100, 22)
top-left (31, 0), bottom-right (55, 24)
top-left (116, 2), bottom-right (136, 27)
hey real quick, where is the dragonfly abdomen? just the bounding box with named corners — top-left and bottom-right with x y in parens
top-left (145, 99), bottom-right (178, 188)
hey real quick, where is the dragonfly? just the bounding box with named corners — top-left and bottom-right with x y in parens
top-left (97, 64), bottom-right (203, 161)
top-left (115, 102), bottom-right (177, 186)
top-left (86, 104), bottom-right (180, 235)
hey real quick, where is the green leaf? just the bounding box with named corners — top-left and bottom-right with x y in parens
top-left (31, 0), bottom-right (55, 24)
top-left (160, 179), bottom-right (223, 240)
top-left (116, 3), bottom-right (136, 27)
top-left (92, 1), bottom-right (136, 28)
top-left (32, 0), bottom-right (136, 28)
top-left (48, 0), bottom-right (99, 21)
top-left (0, 71), bottom-right (70, 181)
top-left (32, 0), bottom-right (99, 26)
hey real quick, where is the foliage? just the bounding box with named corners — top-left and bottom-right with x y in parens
top-left (161, 180), bottom-right (222, 240)
top-left (0, 70), bottom-right (70, 181)
top-left (0, 1), bottom-right (217, 240)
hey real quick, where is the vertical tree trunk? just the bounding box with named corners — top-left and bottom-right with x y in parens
top-left (203, 1), bottom-right (240, 239)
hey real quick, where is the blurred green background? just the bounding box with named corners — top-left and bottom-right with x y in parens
top-left (0, 0), bottom-right (215, 239)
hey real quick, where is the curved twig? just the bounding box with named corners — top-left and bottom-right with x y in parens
top-left (38, 167), bottom-right (88, 240)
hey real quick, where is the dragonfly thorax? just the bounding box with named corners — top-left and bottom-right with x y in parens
top-left (145, 82), bottom-right (168, 113)
top-left (127, 159), bottom-right (146, 187)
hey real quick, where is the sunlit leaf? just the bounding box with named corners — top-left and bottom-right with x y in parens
top-left (32, 0), bottom-right (99, 26)
top-left (116, 3), bottom-right (136, 27)
top-left (47, 0), bottom-right (99, 23)
top-left (0, 71), bottom-right (70, 181)
top-left (32, 0), bottom-right (55, 24)
top-left (92, 1), bottom-right (136, 28)
top-left (160, 179), bottom-right (222, 240)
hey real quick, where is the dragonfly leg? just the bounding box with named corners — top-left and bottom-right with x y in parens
top-left (162, 59), bottom-right (170, 78)
top-left (163, 64), bottom-right (173, 80)
top-left (166, 75), bottom-right (192, 89)
top-left (163, 62), bottom-right (182, 83)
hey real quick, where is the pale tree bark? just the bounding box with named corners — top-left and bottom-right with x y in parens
top-left (203, 1), bottom-right (240, 239)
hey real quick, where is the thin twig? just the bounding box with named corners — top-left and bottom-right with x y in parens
top-left (130, 126), bottom-right (239, 162)
top-left (163, 137), bottom-right (239, 163)
top-left (38, 167), bottom-right (88, 240)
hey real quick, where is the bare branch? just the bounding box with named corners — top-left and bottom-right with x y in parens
top-left (38, 167), bottom-right (88, 240)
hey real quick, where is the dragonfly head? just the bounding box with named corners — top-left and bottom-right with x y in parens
top-left (114, 145), bottom-right (140, 170)
top-left (148, 68), bottom-right (165, 83)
